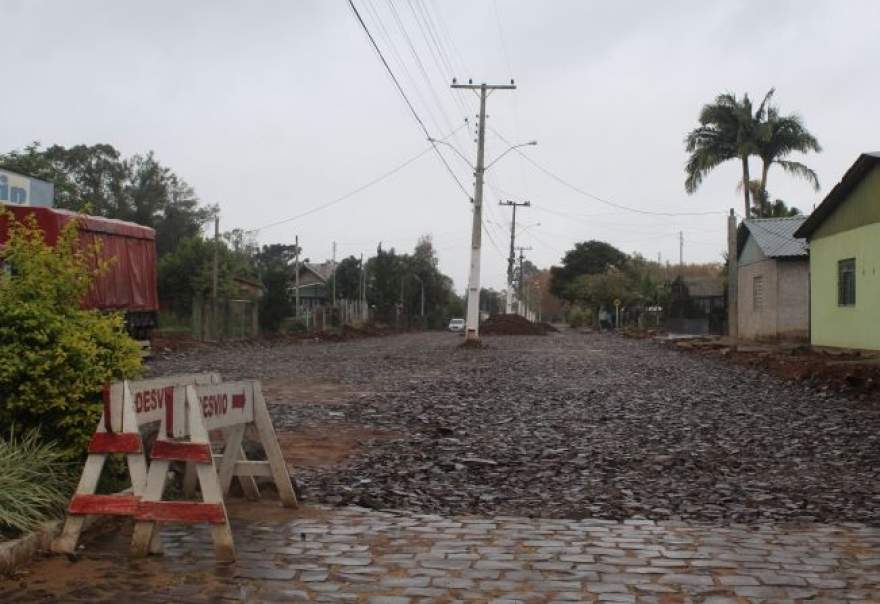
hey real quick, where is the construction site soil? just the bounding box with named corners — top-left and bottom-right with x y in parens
top-left (659, 337), bottom-right (880, 405)
top-left (148, 330), bottom-right (880, 526)
top-left (479, 313), bottom-right (556, 336)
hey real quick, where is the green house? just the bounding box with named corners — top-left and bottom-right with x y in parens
top-left (794, 152), bottom-right (880, 351)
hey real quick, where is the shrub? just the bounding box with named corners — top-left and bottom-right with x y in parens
top-left (568, 306), bottom-right (587, 328)
top-left (0, 211), bottom-right (142, 459)
top-left (0, 430), bottom-right (73, 537)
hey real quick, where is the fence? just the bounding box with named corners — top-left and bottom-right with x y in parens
top-left (295, 299), bottom-right (371, 332)
top-left (192, 297), bottom-right (259, 341)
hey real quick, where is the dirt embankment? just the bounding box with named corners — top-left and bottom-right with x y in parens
top-left (667, 338), bottom-right (880, 403)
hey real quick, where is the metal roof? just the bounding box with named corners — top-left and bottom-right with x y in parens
top-left (740, 216), bottom-right (808, 259)
top-left (794, 152), bottom-right (880, 239)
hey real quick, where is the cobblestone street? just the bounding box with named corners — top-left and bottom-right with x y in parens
top-left (3, 503), bottom-right (879, 602)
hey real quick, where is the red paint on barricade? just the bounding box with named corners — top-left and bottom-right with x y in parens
top-left (163, 387), bottom-right (175, 436)
top-left (231, 394), bottom-right (245, 409)
top-left (135, 501), bottom-right (226, 524)
top-left (151, 440), bottom-right (212, 463)
top-left (88, 432), bottom-right (142, 454)
top-left (69, 494), bottom-right (139, 516)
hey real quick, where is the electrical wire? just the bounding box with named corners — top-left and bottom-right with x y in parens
top-left (385, 0), bottom-right (457, 136)
top-left (348, 0), bottom-right (472, 200)
top-left (248, 123), bottom-right (466, 233)
top-left (489, 126), bottom-right (727, 218)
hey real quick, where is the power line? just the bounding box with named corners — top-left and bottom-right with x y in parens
top-left (489, 126), bottom-right (727, 218)
top-left (348, 0), bottom-right (471, 200)
top-left (248, 123), bottom-right (466, 232)
top-left (385, 0), bottom-right (456, 136)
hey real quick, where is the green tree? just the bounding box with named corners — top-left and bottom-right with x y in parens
top-left (334, 256), bottom-right (363, 301)
top-left (366, 245), bottom-right (403, 322)
top-left (568, 267), bottom-right (640, 326)
top-left (157, 235), bottom-right (257, 317)
top-left (550, 240), bottom-right (628, 301)
top-left (685, 90), bottom-right (774, 217)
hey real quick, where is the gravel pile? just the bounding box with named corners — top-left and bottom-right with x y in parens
top-left (149, 331), bottom-right (880, 525)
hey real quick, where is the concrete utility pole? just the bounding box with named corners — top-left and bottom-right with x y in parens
top-left (294, 235), bottom-right (301, 319)
top-left (516, 246), bottom-right (532, 317)
top-left (212, 215), bottom-right (220, 339)
top-left (727, 209), bottom-right (738, 341)
top-left (500, 199), bottom-right (530, 314)
top-left (413, 274), bottom-right (425, 318)
top-left (451, 79), bottom-right (516, 343)
top-left (331, 241), bottom-right (337, 304)
top-left (679, 231), bottom-right (684, 270)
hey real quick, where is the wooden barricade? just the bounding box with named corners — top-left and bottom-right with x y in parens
top-left (130, 380), bottom-right (297, 561)
top-left (53, 373), bottom-right (221, 555)
top-left (56, 373), bottom-right (295, 562)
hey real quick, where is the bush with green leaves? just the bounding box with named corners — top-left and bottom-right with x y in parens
top-left (0, 210), bottom-right (142, 459)
top-left (0, 430), bottom-right (73, 537)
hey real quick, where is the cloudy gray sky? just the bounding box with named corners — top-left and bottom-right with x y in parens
top-left (4, 0), bottom-right (879, 290)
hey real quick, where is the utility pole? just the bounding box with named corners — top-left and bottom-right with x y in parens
top-left (451, 79), bottom-right (516, 343)
top-left (516, 246), bottom-right (532, 317)
top-left (331, 241), bottom-right (337, 304)
top-left (361, 252), bottom-right (368, 321)
top-left (294, 235), bottom-right (301, 319)
top-left (212, 215), bottom-right (219, 340)
top-left (679, 231), bottom-right (684, 272)
top-left (727, 209), bottom-right (738, 341)
top-left (499, 199), bottom-right (530, 314)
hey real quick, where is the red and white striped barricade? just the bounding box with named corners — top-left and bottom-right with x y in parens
top-left (53, 373), bottom-right (221, 555)
top-left (130, 380), bottom-right (296, 562)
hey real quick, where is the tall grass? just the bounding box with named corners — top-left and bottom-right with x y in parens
top-left (0, 430), bottom-right (74, 537)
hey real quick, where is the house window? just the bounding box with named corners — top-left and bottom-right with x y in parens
top-left (838, 258), bottom-right (856, 306)
top-left (753, 275), bottom-right (764, 311)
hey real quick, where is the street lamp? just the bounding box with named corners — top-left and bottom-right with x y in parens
top-left (430, 135), bottom-right (537, 343)
top-left (484, 140), bottom-right (537, 171)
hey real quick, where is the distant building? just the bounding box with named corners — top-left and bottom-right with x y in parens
top-left (289, 261), bottom-right (335, 310)
top-left (0, 168), bottom-right (54, 207)
top-left (794, 152), bottom-right (880, 351)
top-left (736, 217), bottom-right (809, 341)
top-left (667, 275), bottom-right (726, 335)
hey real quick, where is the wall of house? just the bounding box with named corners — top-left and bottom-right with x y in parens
top-left (810, 221), bottom-right (880, 350)
top-left (775, 259), bottom-right (809, 340)
top-left (738, 258), bottom-right (778, 339)
top-left (737, 233), bottom-right (809, 341)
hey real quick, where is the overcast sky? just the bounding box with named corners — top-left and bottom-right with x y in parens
top-left (5, 1), bottom-right (879, 290)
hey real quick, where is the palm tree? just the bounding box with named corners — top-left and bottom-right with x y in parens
top-left (755, 104), bottom-right (821, 205)
top-left (685, 90), bottom-right (773, 218)
top-left (736, 179), bottom-right (801, 217)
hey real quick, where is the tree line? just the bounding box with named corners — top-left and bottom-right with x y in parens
top-left (549, 240), bottom-right (722, 326)
top-left (0, 142), bottom-right (465, 331)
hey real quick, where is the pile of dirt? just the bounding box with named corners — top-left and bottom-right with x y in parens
top-left (538, 321), bottom-right (559, 333)
top-left (480, 314), bottom-right (550, 336)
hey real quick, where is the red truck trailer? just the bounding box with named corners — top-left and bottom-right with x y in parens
top-left (0, 204), bottom-right (159, 339)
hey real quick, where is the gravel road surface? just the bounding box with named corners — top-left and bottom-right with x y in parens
top-left (148, 330), bottom-right (880, 525)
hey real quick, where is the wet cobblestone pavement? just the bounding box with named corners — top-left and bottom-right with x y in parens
top-left (3, 503), bottom-right (879, 603)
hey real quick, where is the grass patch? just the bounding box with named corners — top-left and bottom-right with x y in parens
top-left (0, 430), bottom-right (74, 539)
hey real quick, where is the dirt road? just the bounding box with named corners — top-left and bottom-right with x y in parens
top-left (149, 330), bottom-right (880, 525)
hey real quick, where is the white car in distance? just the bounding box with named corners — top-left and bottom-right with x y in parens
top-left (448, 318), bottom-right (465, 333)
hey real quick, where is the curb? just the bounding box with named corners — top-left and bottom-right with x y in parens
top-left (0, 504), bottom-right (110, 577)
